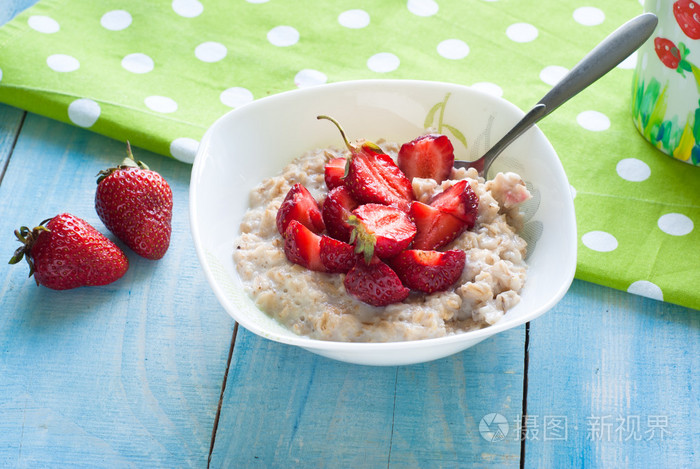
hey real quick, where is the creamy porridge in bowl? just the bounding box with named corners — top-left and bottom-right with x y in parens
top-left (234, 140), bottom-right (530, 342)
top-left (190, 80), bottom-right (577, 365)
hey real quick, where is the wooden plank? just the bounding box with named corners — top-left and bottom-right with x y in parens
top-left (0, 113), bottom-right (235, 467)
top-left (0, 104), bottom-right (24, 183)
top-left (210, 325), bottom-right (525, 467)
top-left (523, 280), bottom-right (699, 468)
top-left (0, 0), bottom-right (38, 25)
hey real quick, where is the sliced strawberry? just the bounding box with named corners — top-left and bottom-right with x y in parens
top-left (409, 201), bottom-right (468, 250)
top-left (344, 256), bottom-right (410, 307)
top-left (350, 203), bottom-right (417, 261)
top-left (321, 185), bottom-right (359, 242)
top-left (398, 134), bottom-right (455, 183)
top-left (428, 180), bottom-right (479, 229)
top-left (324, 157), bottom-right (347, 190)
top-left (276, 183), bottom-right (325, 236)
top-left (283, 220), bottom-right (326, 272)
top-left (320, 235), bottom-right (355, 273)
top-left (391, 249), bottom-right (466, 293)
top-left (345, 142), bottom-right (414, 211)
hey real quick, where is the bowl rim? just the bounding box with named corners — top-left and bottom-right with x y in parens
top-left (189, 78), bottom-right (577, 352)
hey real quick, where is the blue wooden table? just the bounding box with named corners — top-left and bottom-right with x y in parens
top-left (1, 2), bottom-right (698, 468)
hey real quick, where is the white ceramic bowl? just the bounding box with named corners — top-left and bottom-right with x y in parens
top-left (190, 79), bottom-right (577, 366)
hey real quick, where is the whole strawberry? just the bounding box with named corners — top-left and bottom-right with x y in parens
top-left (96, 142), bottom-right (173, 260)
top-left (9, 213), bottom-right (129, 290)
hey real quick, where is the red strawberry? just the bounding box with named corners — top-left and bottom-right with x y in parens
top-left (654, 37), bottom-right (681, 69)
top-left (409, 201), bottom-right (468, 251)
top-left (391, 249), bottom-right (466, 293)
top-left (428, 180), bottom-right (479, 229)
top-left (95, 142), bottom-right (173, 260)
top-left (324, 157), bottom-right (347, 190)
top-left (283, 220), bottom-right (326, 272)
top-left (318, 115), bottom-right (413, 211)
top-left (276, 183), bottom-right (325, 236)
top-left (321, 185), bottom-right (359, 242)
top-left (9, 213), bottom-right (129, 290)
top-left (319, 235), bottom-right (355, 273)
top-left (674, 0), bottom-right (700, 40)
top-left (344, 256), bottom-right (410, 307)
top-left (349, 204), bottom-right (417, 261)
top-left (398, 134), bottom-right (455, 183)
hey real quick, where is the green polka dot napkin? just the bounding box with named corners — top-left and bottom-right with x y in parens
top-left (0, 0), bottom-right (698, 310)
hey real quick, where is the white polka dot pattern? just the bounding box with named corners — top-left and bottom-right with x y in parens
top-left (294, 69), bottom-right (327, 88)
top-left (657, 214), bottom-right (694, 237)
top-left (577, 110), bottom-right (610, 131)
top-left (100, 10), bottom-right (132, 31)
top-left (627, 280), bottom-right (663, 301)
top-left (367, 52), bottom-right (400, 73)
top-left (582, 231), bottom-right (618, 252)
top-left (338, 10), bottom-right (370, 29)
top-left (616, 158), bottom-right (650, 182)
top-left (47, 54), bottom-right (80, 72)
top-left (195, 42), bottom-right (227, 62)
top-left (267, 26), bottom-right (299, 47)
top-left (407, 0), bottom-right (439, 17)
top-left (68, 98), bottom-right (100, 127)
top-left (539, 65), bottom-right (568, 86)
top-left (122, 53), bottom-right (154, 74)
top-left (573, 7), bottom-right (605, 26)
top-left (437, 39), bottom-right (470, 60)
top-left (170, 137), bottom-right (199, 163)
top-left (145, 96), bottom-right (178, 113)
top-left (172, 0), bottom-right (203, 18)
top-left (28, 15), bottom-right (59, 33)
top-left (220, 87), bottom-right (254, 108)
top-left (506, 23), bottom-right (538, 43)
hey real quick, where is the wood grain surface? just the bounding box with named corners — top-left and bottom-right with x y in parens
top-left (0, 1), bottom-right (698, 467)
top-left (0, 111), bottom-right (235, 467)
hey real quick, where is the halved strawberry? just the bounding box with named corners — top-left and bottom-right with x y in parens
top-left (344, 256), bottom-right (410, 307)
top-left (321, 185), bottom-right (359, 242)
top-left (276, 183), bottom-right (325, 236)
top-left (346, 144), bottom-right (414, 211)
top-left (409, 201), bottom-right (467, 250)
top-left (320, 235), bottom-right (355, 273)
top-left (283, 220), bottom-right (326, 272)
top-left (324, 157), bottom-right (347, 190)
top-left (350, 203), bottom-right (416, 261)
top-left (391, 249), bottom-right (466, 293)
top-left (398, 134), bottom-right (454, 183)
top-left (428, 180), bottom-right (479, 229)
top-left (318, 115), bottom-right (413, 211)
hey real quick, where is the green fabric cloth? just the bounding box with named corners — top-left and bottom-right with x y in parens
top-left (0, 0), bottom-right (698, 310)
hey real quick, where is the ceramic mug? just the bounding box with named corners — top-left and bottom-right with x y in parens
top-left (632, 0), bottom-right (700, 165)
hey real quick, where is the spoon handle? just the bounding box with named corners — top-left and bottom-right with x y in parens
top-left (479, 12), bottom-right (658, 176)
top-left (538, 12), bottom-right (658, 117)
top-left (477, 104), bottom-right (547, 174)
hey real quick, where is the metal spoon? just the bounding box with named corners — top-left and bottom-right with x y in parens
top-left (459, 12), bottom-right (658, 177)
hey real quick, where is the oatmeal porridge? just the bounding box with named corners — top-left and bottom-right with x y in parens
top-left (234, 142), bottom-right (530, 342)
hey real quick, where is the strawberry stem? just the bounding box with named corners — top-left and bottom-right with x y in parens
top-left (8, 222), bottom-right (50, 277)
top-left (97, 141), bottom-right (149, 184)
top-left (347, 215), bottom-right (376, 264)
top-left (317, 115), bottom-right (353, 152)
top-left (123, 141), bottom-right (149, 170)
